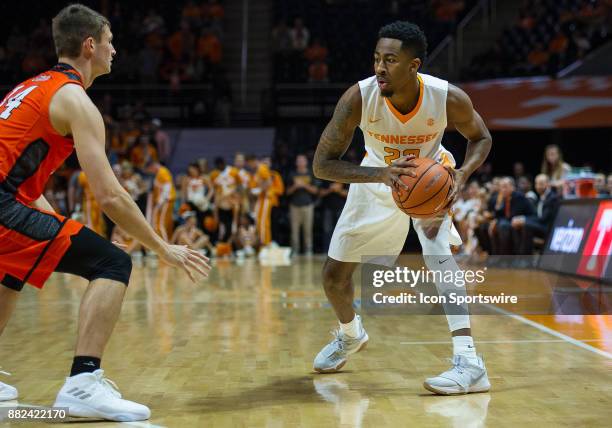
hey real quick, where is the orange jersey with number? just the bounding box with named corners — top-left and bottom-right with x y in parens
top-left (0, 63), bottom-right (85, 289)
top-left (0, 63), bottom-right (84, 204)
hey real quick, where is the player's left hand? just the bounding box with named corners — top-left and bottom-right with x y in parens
top-left (444, 167), bottom-right (467, 208)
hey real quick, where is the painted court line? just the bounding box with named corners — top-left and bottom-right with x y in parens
top-left (485, 305), bottom-right (612, 360)
top-left (400, 339), bottom-right (607, 345)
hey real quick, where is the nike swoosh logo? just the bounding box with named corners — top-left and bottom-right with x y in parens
top-left (368, 117), bottom-right (382, 123)
top-left (439, 259), bottom-right (449, 264)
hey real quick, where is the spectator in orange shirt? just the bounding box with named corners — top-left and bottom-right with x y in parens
top-left (304, 38), bottom-right (328, 63)
top-left (120, 119), bottom-right (141, 149)
top-left (167, 20), bottom-right (195, 61)
top-left (308, 61), bottom-right (329, 83)
top-left (207, 0), bottom-right (225, 20)
top-left (196, 28), bottom-right (222, 65)
top-left (130, 135), bottom-right (159, 171)
top-left (182, 0), bottom-right (202, 27)
top-left (527, 43), bottom-right (549, 73)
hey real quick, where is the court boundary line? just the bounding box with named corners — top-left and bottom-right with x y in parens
top-left (485, 305), bottom-right (612, 360)
top-left (400, 339), bottom-right (607, 344)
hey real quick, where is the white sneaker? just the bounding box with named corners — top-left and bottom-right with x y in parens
top-left (53, 370), bottom-right (150, 422)
top-left (423, 355), bottom-right (490, 395)
top-left (0, 369), bottom-right (18, 401)
top-left (313, 316), bottom-right (369, 373)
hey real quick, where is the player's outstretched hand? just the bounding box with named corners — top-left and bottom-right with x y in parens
top-left (160, 244), bottom-right (211, 282)
top-left (380, 154), bottom-right (418, 190)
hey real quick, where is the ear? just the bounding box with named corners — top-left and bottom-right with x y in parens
top-left (410, 58), bottom-right (422, 73)
top-left (82, 36), bottom-right (95, 59)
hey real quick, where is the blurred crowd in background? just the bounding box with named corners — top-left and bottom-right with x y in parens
top-left (463, 0), bottom-right (612, 80)
top-left (272, 0), bottom-right (475, 83)
top-left (42, 108), bottom-right (612, 260)
top-left (0, 0), bottom-right (226, 86)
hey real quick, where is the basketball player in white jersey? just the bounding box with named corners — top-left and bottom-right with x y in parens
top-left (312, 22), bottom-right (492, 395)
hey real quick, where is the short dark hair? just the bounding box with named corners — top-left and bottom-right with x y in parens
top-left (378, 21), bottom-right (427, 62)
top-left (52, 4), bottom-right (110, 58)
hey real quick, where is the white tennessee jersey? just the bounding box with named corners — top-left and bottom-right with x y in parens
top-left (357, 72), bottom-right (455, 169)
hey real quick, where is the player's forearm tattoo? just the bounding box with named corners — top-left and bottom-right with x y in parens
top-left (313, 94), bottom-right (381, 183)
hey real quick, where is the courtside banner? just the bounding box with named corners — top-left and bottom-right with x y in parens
top-left (360, 255), bottom-right (611, 316)
top-left (540, 198), bottom-right (612, 281)
top-left (461, 76), bottom-right (612, 129)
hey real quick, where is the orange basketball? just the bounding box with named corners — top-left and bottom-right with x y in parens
top-left (391, 158), bottom-right (453, 218)
top-left (203, 215), bottom-right (218, 232)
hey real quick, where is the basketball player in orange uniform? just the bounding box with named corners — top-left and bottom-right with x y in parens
top-left (146, 160), bottom-right (176, 241)
top-left (77, 170), bottom-right (106, 236)
top-left (0, 4), bottom-right (210, 420)
top-left (251, 157), bottom-right (285, 246)
top-left (312, 22), bottom-right (492, 395)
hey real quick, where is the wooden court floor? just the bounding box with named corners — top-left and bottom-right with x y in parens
top-left (1, 256), bottom-right (611, 427)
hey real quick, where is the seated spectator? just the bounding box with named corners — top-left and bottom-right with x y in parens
top-left (233, 214), bottom-right (259, 257)
top-left (511, 174), bottom-right (559, 254)
top-left (594, 173), bottom-right (609, 197)
top-left (272, 20), bottom-right (292, 54)
top-left (527, 43), bottom-right (550, 74)
top-left (130, 134), bottom-right (159, 171)
top-left (607, 174), bottom-right (612, 196)
top-left (308, 60), bottom-right (329, 82)
top-left (182, 0), bottom-right (202, 28)
top-left (489, 177), bottom-right (535, 255)
top-left (304, 38), bottom-right (328, 63)
top-left (290, 17), bottom-right (310, 51)
top-left (167, 20), bottom-right (195, 62)
top-left (453, 180), bottom-right (480, 248)
top-left (196, 28), bottom-right (223, 66)
top-left (120, 119), bottom-right (141, 149)
top-left (172, 211), bottom-right (213, 254)
top-left (517, 176), bottom-right (537, 202)
top-left (203, 0), bottom-right (225, 21)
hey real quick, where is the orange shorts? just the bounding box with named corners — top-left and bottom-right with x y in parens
top-left (0, 196), bottom-right (82, 290)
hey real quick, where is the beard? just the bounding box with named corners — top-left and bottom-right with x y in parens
top-left (380, 88), bottom-right (393, 98)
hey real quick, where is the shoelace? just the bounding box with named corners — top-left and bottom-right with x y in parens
top-left (330, 329), bottom-right (345, 352)
top-left (94, 371), bottom-right (121, 398)
top-left (0, 368), bottom-right (11, 376)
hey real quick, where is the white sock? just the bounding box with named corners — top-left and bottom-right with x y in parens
top-left (452, 335), bottom-right (478, 363)
top-left (340, 315), bottom-right (362, 338)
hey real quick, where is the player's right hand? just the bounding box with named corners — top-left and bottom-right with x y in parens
top-left (159, 244), bottom-right (211, 282)
top-left (380, 155), bottom-right (418, 190)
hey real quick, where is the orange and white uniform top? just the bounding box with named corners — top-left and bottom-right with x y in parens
top-left (153, 166), bottom-right (176, 206)
top-left (358, 73), bottom-right (455, 172)
top-left (212, 166), bottom-right (242, 198)
top-left (185, 175), bottom-right (211, 211)
top-left (328, 72), bottom-right (462, 264)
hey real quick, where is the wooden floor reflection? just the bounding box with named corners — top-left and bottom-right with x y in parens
top-left (1, 256), bottom-right (611, 427)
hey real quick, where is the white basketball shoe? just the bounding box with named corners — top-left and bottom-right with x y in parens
top-left (313, 316), bottom-right (369, 373)
top-left (53, 369), bottom-right (150, 422)
top-left (423, 355), bottom-right (490, 395)
top-left (0, 369), bottom-right (18, 401)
